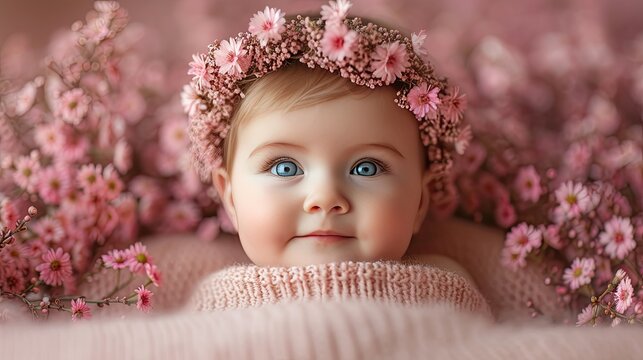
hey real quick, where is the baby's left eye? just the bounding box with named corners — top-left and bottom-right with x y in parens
top-left (350, 160), bottom-right (379, 176)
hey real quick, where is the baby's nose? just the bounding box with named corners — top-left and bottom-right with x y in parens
top-left (302, 179), bottom-right (350, 215)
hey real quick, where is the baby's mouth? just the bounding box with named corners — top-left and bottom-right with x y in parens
top-left (295, 235), bottom-right (354, 244)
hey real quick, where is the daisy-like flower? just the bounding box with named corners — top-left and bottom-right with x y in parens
top-left (34, 122), bottom-right (64, 156)
top-left (614, 276), bottom-right (634, 313)
top-left (554, 181), bottom-right (591, 218)
top-left (125, 242), bottom-right (152, 274)
top-left (1, 264), bottom-right (26, 293)
top-left (213, 38), bottom-right (250, 77)
top-left (77, 164), bottom-right (104, 194)
top-left (102, 165), bottom-right (123, 201)
top-left (145, 263), bottom-right (162, 287)
top-left (187, 53), bottom-right (214, 89)
top-left (160, 118), bottom-right (189, 155)
top-left (441, 87), bottom-right (467, 123)
top-left (0, 199), bottom-right (20, 231)
top-left (599, 216), bottom-right (635, 260)
top-left (101, 249), bottom-right (128, 269)
top-left (505, 222), bottom-right (542, 255)
top-left (514, 165), bottom-right (542, 203)
top-left (411, 30), bottom-right (429, 62)
top-left (321, 0), bottom-right (352, 25)
top-left (321, 23), bottom-right (358, 61)
top-left (12, 154), bottom-right (41, 193)
top-left (32, 217), bottom-right (65, 244)
top-left (35, 247), bottom-right (73, 286)
top-left (407, 82), bottom-right (441, 118)
top-left (562, 257), bottom-right (595, 291)
top-left (248, 6), bottom-right (286, 47)
top-left (370, 41), bottom-right (410, 85)
top-left (180, 84), bottom-right (203, 117)
top-left (56, 88), bottom-right (91, 125)
top-left (135, 285), bottom-right (153, 313)
top-left (70, 298), bottom-right (92, 321)
top-left (37, 166), bottom-right (71, 205)
top-left (500, 245), bottom-right (527, 272)
top-left (576, 304), bottom-right (594, 326)
top-left (495, 201), bottom-right (517, 229)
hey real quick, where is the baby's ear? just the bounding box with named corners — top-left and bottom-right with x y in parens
top-left (212, 168), bottom-right (239, 231)
top-left (412, 168), bottom-right (433, 234)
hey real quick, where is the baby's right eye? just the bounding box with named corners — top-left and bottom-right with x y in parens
top-left (270, 160), bottom-right (303, 177)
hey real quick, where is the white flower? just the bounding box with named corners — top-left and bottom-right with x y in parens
top-left (412, 30), bottom-right (429, 62)
top-left (321, 0), bottom-right (352, 25)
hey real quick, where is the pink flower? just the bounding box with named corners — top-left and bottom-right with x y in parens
top-left (180, 84), bottom-right (202, 117)
top-left (77, 164), bottom-right (104, 194)
top-left (113, 140), bottom-right (132, 173)
top-left (411, 30), bottom-right (429, 62)
top-left (101, 249), bottom-right (128, 269)
top-left (12, 153), bottom-right (41, 193)
top-left (213, 38), bottom-right (250, 77)
top-left (441, 87), bottom-right (467, 123)
top-left (56, 88), bottom-right (90, 125)
top-left (407, 82), bottom-right (441, 118)
top-left (160, 118), bottom-right (189, 155)
top-left (248, 6), bottom-right (286, 47)
top-left (187, 53), bottom-right (214, 89)
top-left (145, 263), bottom-right (162, 287)
top-left (454, 125), bottom-right (472, 155)
top-left (37, 166), bottom-right (72, 205)
top-left (70, 298), bottom-right (92, 321)
top-left (125, 242), bottom-right (152, 274)
top-left (501, 246), bottom-right (527, 271)
top-left (32, 217), bottom-right (65, 244)
top-left (135, 285), bottom-right (153, 313)
top-left (459, 142), bottom-right (487, 174)
top-left (34, 122), bottom-right (65, 156)
top-left (35, 247), bottom-right (73, 286)
top-left (505, 222), bottom-right (542, 255)
top-left (370, 41), bottom-right (410, 85)
top-left (514, 165), bottom-right (542, 203)
top-left (102, 165), bottom-right (123, 201)
top-left (1, 264), bottom-right (26, 293)
top-left (576, 304), bottom-right (594, 326)
top-left (60, 131), bottom-right (89, 163)
top-left (555, 181), bottom-right (591, 218)
top-left (0, 199), bottom-right (20, 231)
top-left (321, 0), bottom-right (352, 25)
top-left (163, 201), bottom-right (200, 232)
top-left (495, 201), bottom-right (517, 228)
top-left (563, 257), bottom-right (595, 291)
top-left (599, 217), bottom-right (635, 260)
top-left (614, 276), bottom-right (634, 313)
top-left (542, 224), bottom-right (563, 250)
top-left (321, 24), bottom-right (358, 61)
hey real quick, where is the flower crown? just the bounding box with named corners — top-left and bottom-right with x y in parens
top-left (183, 0), bottom-right (469, 189)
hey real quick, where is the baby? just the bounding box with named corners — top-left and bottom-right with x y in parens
top-left (185, 1), bottom-right (475, 292)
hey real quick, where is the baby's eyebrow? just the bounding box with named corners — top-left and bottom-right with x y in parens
top-left (249, 142), bottom-right (306, 159)
top-left (249, 142), bottom-right (404, 159)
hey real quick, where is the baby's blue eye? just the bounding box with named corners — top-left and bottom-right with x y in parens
top-left (351, 161), bottom-right (378, 176)
top-left (271, 160), bottom-right (302, 177)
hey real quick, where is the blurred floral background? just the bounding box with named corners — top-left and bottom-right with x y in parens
top-left (0, 0), bottom-right (642, 325)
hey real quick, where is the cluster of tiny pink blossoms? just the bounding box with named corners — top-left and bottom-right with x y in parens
top-left (0, 1), bottom-right (186, 321)
top-left (183, 0), bottom-right (469, 207)
top-left (440, 15), bottom-right (643, 326)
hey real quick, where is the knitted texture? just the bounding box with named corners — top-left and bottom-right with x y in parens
top-left (189, 261), bottom-right (491, 316)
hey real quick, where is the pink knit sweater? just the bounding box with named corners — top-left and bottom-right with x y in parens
top-left (189, 261), bottom-right (490, 316)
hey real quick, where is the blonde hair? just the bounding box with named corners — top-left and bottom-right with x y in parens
top-left (223, 63), bottom-right (370, 171)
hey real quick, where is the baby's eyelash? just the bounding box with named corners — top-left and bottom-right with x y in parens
top-left (259, 156), bottom-right (391, 174)
top-left (259, 156), bottom-right (292, 173)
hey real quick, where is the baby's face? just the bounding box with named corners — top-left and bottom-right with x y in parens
top-left (214, 86), bottom-right (432, 266)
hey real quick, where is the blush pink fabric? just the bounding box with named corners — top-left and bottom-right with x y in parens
top-left (189, 261), bottom-right (491, 316)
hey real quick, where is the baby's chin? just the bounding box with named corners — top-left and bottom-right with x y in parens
top-left (253, 238), bottom-right (403, 267)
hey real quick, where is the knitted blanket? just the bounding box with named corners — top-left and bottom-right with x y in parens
top-left (189, 261), bottom-right (491, 316)
top-left (2, 218), bottom-right (643, 359)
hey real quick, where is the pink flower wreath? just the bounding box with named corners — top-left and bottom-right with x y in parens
top-left (183, 0), bottom-right (469, 198)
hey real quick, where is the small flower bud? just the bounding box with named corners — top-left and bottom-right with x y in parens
top-left (28, 206), bottom-right (37, 216)
top-left (23, 215), bottom-right (31, 222)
